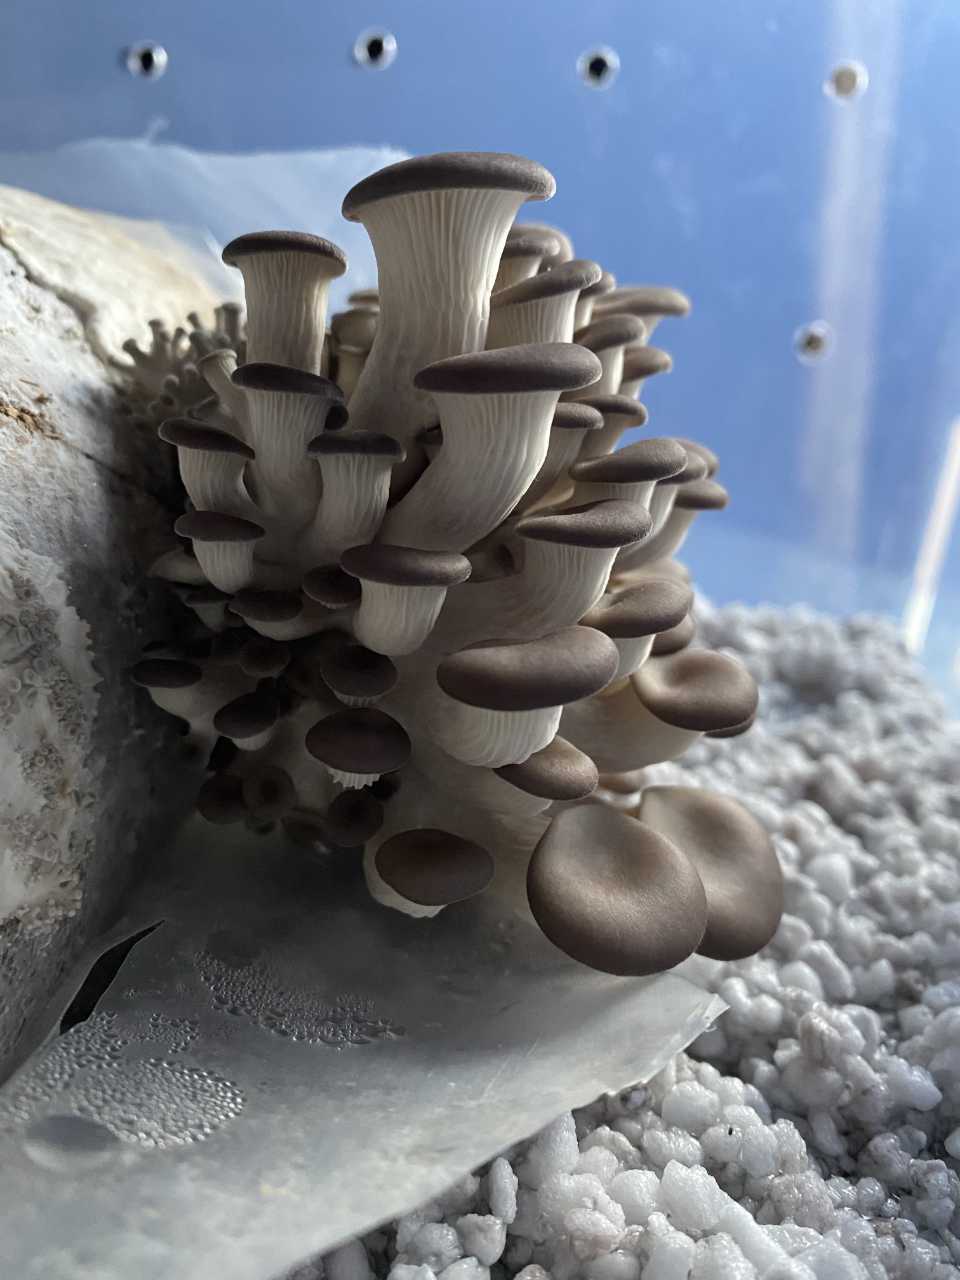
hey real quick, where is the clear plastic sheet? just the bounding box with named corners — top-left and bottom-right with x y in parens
top-left (0, 819), bottom-right (723, 1279)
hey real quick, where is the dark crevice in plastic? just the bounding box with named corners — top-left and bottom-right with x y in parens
top-left (59, 922), bottom-right (164, 1034)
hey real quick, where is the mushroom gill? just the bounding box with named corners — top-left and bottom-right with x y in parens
top-left (125, 148), bottom-right (779, 977)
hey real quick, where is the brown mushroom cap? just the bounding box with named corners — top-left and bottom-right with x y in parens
top-left (580, 270), bottom-right (617, 301)
top-left (305, 708), bottom-right (411, 774)
top-left (341, 543), bottom-right (472, 588)
top-left (331, 308), bottom-right (378, 350)
top-left (577, 394), bottom-right (649, 427)
top-left (231, 362), bottom-right (345, 400)
top-left (240, 636), bottom-right (291, 678)
top-left (348, 288), bottom-right (380, 307)
top-left (375, 828), bottom-right (494, 906)
top-left (673, 438), bottom-right (719, 477)
top-left (213, 691), bottom-right (279, 740)
top-left (302, 565), bottom-right (362, 609)
top-left (570, 438), bottom-right (688, 485)
top-left (651, 612), bottom-right (697, 656)
top-left (308, 431), bottom-right (404, 461)
top-left (414, 343), bottom-right (601, 395)
top-left (596, 286), bottom-right (691, 319)
top-left (222, 230), bottom-right (347, 275)
top-left (673, 478), bottom-right (729, 510)
top-left (551, 403), bottom-right (604, 432)
top-left (518, 499), bottom-right (651, 549)
top-left (526, 804), bottom-right (708, 975)
top-left (574, 315), bottom-right (647, 353)
top-left (229, 590), bottom-right (303, 623)
top-left (197, 773), bottom-right (247, 824)
top-left (316, 633), bottom-right (399, 702)
top-left (666, 452), bottom-right (709, 487)
top-left (705, 709), bottom-right (757, 739)
top-left (495, 735), bottom-right (598, 800)
top-left (174, 511), bottom-right (265, 543)
top-left (638, 786), bottom-right (783, 961)
top-left (437, 625), bottom-right (618, 711)
top-left (632, 650), bottom-right (759, 732)
top-left (506, 224), bottom-right (562, 251)
top-left (243, 766), bottom-right (296, 819)
top-left (323, 788), bottom-right (384, 846)
top-left (131, 658), bottom-right (203, 689)
top-left (343, 152), bottom-right (556, 220)
top-left (501, 230), bottom-right (560, 259)
top-left (621, 346), bottom-right (674, 382)
top-left (581, 578), bottom-right (693, 639)
top-left (158, 419), bottom-right (254, 457)
top-left (490, 260), bottom-right (603, 308)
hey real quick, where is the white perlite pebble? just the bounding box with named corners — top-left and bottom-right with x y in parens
top-left (326, 1240), bottom-right (375, 1280)
top-left (320, 607), bottom-right (960, 1280)
top-left (455, 1215), bottom-right (506, 1266)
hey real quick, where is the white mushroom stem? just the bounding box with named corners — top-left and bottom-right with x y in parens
top-left (230, 726), bottom-right (277, 754)
top-left (185, 596), bottom-right (229, 632)
top-left (574, 295), bottom-right (596, 330)
top-left (190, 540), bottom-right (258, 595)
top-left (486, 294), bottom-right (580, 349)
top-left (353, 582), bottom-right (451, 656)
top-left (579, 416), bottom-right (639, 462)
top-left (146, 666), bottom-right (257, 740)
top-left (174, 446), bottom-right (254, 517)
top-left (559, 677), bottom-right (699, 770)
top-left (427, 692), bottom-right (561, 768)
top-left (198, 350), bottom-right (247, 426)
top-left (617, 501), bottom-right (696, 571)
top-left (336, 347), bottom-right (367, 400)
top-left (380, 389), bottom-right (558, 550)
top-left (149, 547), bottom-right (206, 585)
top-left (610, 634), bottom-right (656, 682)
top-left (328, 768), bottom-right (381, 790)
top-left (517, 427), bottom-right (593, 513)
top-left (493, 255), bottom-right (543, 292)
top-left (570, 347), bottom-right (625, 400)
top-left (240, 390), bottom-right (328, 528)
top-left (235, 252), bottom-right (336, 372)
top-left (306, 453), bottom-right (396, 562)
top-left (347, 188), bottom-right (528, 492)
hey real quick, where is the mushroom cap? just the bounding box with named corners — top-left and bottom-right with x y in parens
top-left (574, 315), bottom-right (647, 353)
top-left (341, 543), bottom-right (472, 588)
top-left (243, 766), bottom-right (296, 819)
top-left (510, 222), bottom-right (572, 253)
top-left (570, 438), bottom-right (688, 485)
top-left (638, 786), bottom-right (783, 961)
top-left (222, 230), bottom-right (347, 276)
top-left (673, 438), bottom-right (719, 477)
top-left (175, 511), bottom-right (265, 543)
top-left (517, 499), bottom-right (651, 549)
top-left (231, 362), bottom-right (345, 400)
top-left (213, 691), bottom-right (279, 739)
top-left (197, 773), bottom-right (247, 824)
top-left (621, 345), bottom-right (674, 382)
top-left (302, 565), bottom-right (362, 609)
top-left (581, 270), bottom-right (617, 301)
top-left (229, 589), bottom-right (303, 622)
top-left (666, 452), bottom-right (709, 487)
top-left (500, 230), bottom-right (560, 259)
top-left (632, 650), bottom-right (759, 732)
top-left (437, 625), bottom-right (618, 711)
top-left (330, 308), bottom-right (378, 350)
top-left (323, 788), bottom-right (384, 846)
top-left (131, 658), bottom-right (202, 689)
top-left (651, 611), bottom-right (697, 656)
top-left (581, 578), bottom-right (693, 639)
top-left (374, 828), bottom-right (494, 906)
top-left (305, 708), bottom-right (411, 774)
top-left (308, 430), bottom-right (404, 461)
top-left (551, 403), bottom-right (604, 432)
top-left (490, 259), bottom-right (603, 308)
top-left (184, 584), bottom-right (231, 606)
top-left (526, 804), bottom-right (708, 975)
top-left (348, 288), bottom-right (380, 307)
top-left (575, 394), bottom-right (648, 427)
top-left (316, 632), bottom-right (398, 701)
top-left (673, 478), bottom-right (729, 510)
top-left (240, 636), bottom-right (291, 678)
top-left (158, 419), bottom-right (254, 458)
top-left (705, 708), bottom-right (757, 739)
top-left (596, 286), bottom-right (692, 319)
top-left (495, 735), bottom-right (598, 800)
top-left (343, 152), bottom-right (555, 220)
top-left (414, 343), bottom-right (601, 396)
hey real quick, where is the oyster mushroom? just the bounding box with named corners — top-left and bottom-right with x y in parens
top-left (575, 393), bottom-right (649, 463)
top-left (305, 707), bottom-right (411, 789)
top-left (580, 575), bottom-right (693, 681)
top-left (620, 475), bottom-right (729, 571)
top-left (380, 343), bottom-right (601, 551)
top-left (515, 401), bottom-right (604, 514)
top-left (494, 735), bottom-right (599, 801)
top-left (329, 306), bottom-right (377, 400)
top-left (486, 260), bottom-right (603, 348)
top-left (619, 344), bottom-right (673, 401)
top-left (651, 611), bottom-right (697, 656)
top-left (342, 152), bottom-right (556, 494)
top-left (221, 230), bottom-right (347, 373)
top-left (431, 625), bottom-right (619, 767)
top-left (375, 828), bottom-right (495, 907)
top-left (526, 803), bottom-right (708, 975)
top-left (637, 786), bottom-right (783, 960)
top-left (493, 228), bottom-right (561, 292)
top-left (309, 629), bottom-right (398, 707)
top-left (173, 510), bottom-right (264, 594)
top-left (213, 690), bottom-right (281, 752)
top-left (157, 418), bottom-right (255, 517)
top-left (341, 543), bottom-right (472, 656)
top-left (574, 269), bottom-right (617, 330)
top-left (594, 285), bottom-right (692, 340)
top-left (306, 430), bottom-right (405, 560)
top-left (569, 314), bottom-right (647, 397)
top-left (569, 437), bottom-right (688, 509)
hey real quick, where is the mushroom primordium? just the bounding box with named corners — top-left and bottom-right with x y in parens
top-left (127, 149), bottom-right (780, 977)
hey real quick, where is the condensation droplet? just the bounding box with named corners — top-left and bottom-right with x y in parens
top-left (794, 320), bottom-right (833, 363)
top-left (22, 1113), bottom-right (119, 1171)
top-left (824, 61), bottom-right (868, 100)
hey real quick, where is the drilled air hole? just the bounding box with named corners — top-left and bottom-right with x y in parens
top-left (354, 29), bottom-right (397, 70)
top-left (579, 46), bottom-right (620, 89)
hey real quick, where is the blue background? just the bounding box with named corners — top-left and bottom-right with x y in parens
top-left (2, 0), bottom-right (959, 703)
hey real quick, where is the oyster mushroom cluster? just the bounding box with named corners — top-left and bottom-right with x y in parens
top-left (126, 150), bottom-right (783, 977)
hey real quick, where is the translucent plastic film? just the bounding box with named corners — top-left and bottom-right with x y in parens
top-left (0, 820), bottom-right (723, 1279)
